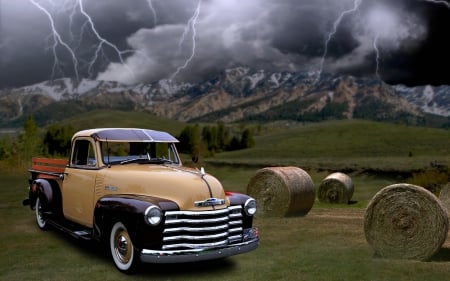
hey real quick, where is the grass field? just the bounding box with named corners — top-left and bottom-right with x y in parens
top-left (2, 171), bottom-right (450, 281)
top-left (1, 118), bottom-right (450, 280)
top-left (206, 119), bottom-right (450, 172)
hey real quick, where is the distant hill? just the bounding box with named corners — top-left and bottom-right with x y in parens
top-left (205, 119), bottom-right (450, 174)
top-left (52, 109), bottom-right (187, 136)
top-left (1, 67), bottom-right (449, 128)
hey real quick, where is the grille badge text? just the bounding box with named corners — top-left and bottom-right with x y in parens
top-left (194, 198), bottom-right (225, 207)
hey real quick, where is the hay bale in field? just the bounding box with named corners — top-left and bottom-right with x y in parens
top-left (246, 166), bottom-right (315, 217)
top-left (438, 182), bottom-right (450, 216)
top-left (318, 172), bottom-right (354, 204)
top-left (364, 183), bottom-right (449, 261)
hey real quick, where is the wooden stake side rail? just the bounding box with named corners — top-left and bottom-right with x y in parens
top-left (30, 157), bottom-right (68, 174)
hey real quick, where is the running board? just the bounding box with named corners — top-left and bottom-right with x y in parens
top-left (47, 219), bottom-right (93, 241)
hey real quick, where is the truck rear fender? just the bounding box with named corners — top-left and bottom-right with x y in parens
top-left (93, 195), bottom-right (179, 248)
top-left (27, 179), bottom-right (53, 209)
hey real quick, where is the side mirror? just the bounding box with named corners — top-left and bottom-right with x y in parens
top-left (191, 155), bottom-right (199, 163)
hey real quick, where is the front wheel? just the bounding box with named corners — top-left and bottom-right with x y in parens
top-left (110, 222), bottom-right (140, 274)
top-left (35, 197), bottom-right (48, 230)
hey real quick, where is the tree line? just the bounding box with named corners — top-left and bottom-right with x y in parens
top-left (177, 123), bottom-right (255, 158)
top-left (0, 116), bottom-right (75, 171)
top-left (0, 116), bottom-right (255, 170)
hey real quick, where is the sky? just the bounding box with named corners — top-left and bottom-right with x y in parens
top-left (0, 0), bottom-right (449, 90)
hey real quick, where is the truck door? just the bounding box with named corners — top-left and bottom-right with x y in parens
top-left (62, 138), bottom-right (98, 227)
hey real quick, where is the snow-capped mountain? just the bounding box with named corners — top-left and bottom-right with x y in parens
top-left (18, 77), bottom-right (191, 102)
top-left (394, 84), bottom-right (450, 117)
top-left (0, 67), bottom-right (449, 127)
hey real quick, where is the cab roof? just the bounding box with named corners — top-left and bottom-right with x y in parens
top-left (72, 128), bottom-right (179, 143)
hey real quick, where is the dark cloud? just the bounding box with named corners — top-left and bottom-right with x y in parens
top-left (0, 0), bottom-right (449, 89)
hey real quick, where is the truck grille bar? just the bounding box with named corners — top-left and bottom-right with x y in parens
top-left (162, 205), bottom-right (244, 250)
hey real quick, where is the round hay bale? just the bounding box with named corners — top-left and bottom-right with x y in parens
top-left (318, 172), bottom-right (354, 204)
top-left (438, 182), bottom-right (450, 217)
top-left (246, 166), bottom-right (315, 217)
top-left (364, 183), bottom-right (449, 261)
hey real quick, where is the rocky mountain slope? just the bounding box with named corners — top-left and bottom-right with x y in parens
top-left (0, 67), bottom-right (449, 127)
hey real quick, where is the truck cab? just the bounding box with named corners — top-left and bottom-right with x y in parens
top-left (24, 128), bottom-right (259, 273)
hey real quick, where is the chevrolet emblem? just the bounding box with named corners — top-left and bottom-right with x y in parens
top-left (194, 198), bottom-right (225, 207)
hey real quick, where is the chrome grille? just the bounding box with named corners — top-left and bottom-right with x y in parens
top-left (162, 206), bottom-right (243, 250)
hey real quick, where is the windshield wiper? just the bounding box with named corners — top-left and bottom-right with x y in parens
top-left (158, 158), bottom-right (174, 164)
top-left (120, 158), bottom-right (174, 165)
top-left (146, 158), bottom-right (174, 164)
top-left (120, 158), bottom-right (146, 165)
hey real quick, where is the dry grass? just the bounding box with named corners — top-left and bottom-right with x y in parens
top-left (3, 168), bottom-right (450, 280)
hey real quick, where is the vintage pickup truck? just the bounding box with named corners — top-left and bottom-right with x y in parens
top-left (23, 128), bottom-right (259, 273)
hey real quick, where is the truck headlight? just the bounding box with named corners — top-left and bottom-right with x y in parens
top-left (244, 199), bottom-right (257, 216)
top-left (144, 206), bottom-right (162, 226)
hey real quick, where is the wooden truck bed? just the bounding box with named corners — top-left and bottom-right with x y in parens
top-left (29, 157), bottom-right (68, 179)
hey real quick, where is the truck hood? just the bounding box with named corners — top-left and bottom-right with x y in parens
top-left (99, 164), bottom-right (228, 211)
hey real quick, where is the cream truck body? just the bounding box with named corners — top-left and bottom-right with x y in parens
top-left (23, 128), bottom-right (259, 273)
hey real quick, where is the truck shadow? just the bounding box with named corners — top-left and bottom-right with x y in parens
top-left (48, 227), bottom-right (237, 275)
top-left (139, 258), bottom-right (236, 276)
top-left (429, 247), bottom-right (450, 262)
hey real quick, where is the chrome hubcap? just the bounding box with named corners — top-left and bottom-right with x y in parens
top-left (115, 230), bottom-right (131, 263)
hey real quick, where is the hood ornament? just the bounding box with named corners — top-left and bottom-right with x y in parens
top-left (195, 198), bottom-right (225, 207)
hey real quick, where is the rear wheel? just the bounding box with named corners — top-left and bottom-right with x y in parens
top-left (110, 222), bottom-right (140, 274)
top-left (35, 197), bottom-right (48, 230)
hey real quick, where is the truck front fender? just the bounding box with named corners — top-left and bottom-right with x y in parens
top-left (226, 191), bottom-right (256, 228)
top-left (93, 195), bottom-right (179, 248)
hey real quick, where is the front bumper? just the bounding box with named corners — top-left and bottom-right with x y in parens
top-left (140, 237), bottom-right (259, 264)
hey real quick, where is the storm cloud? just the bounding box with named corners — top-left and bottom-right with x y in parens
top-left (0, 0), bottom-right (449, 89)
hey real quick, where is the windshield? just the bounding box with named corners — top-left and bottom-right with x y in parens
top-left (100, 141), bottom-right (180, 165)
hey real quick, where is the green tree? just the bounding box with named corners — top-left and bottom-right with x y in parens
top-left (209, 126), bottom-right (218, 153)
top-left (16, 116), bottom-right (42, 168)
top-left (178, 124), bottom-right (203, 156)
top-left (179, 123), bottom-right (256, 156)
top-left (44, 124), bottom-right (75, 156)
top-left (190, 124), bottom-right (202, 156)
top-left (216, 122), bottom-right (229, 152)
top-left (240, 128), bottom-right (255, 149)
top-left (178, 125), bottom-right (194, 153)
top-left (0, 136), bottom-right (12, 160)
top-left (228, 136), bottom-right (241, 151)
top-left (201, 125), bottom-right (218, 155)
top-left (0, 135), bottom-right (15, 171)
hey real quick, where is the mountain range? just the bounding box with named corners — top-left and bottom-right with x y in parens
top-left (0, 67), bottom-right (449, 128)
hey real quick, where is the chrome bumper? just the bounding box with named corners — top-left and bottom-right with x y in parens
top-left (140, 237), bottom-right (259, 264)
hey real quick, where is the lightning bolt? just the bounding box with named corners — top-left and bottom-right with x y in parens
top-left (318, 0), bottom-right (363, 80)
top-left (77, 0), bottom-right (136, 79)
top-left (170, 0), bottom-right (201, 80)
top-left (146, 0), bottom-right (158, 26)
top-left (29, 0), bottom-right (80, 81)
top-left (65, 0), bottom-right (81, 44)
top-left (0, 0), bottom-right (4, 48)
top-left (420, 0), bottom-right (450, 8)
top-left (39, 0), bottom-right (80, 46)
top-left (373, 33), bottom-right (380, 78)
top-left (28, 0), bottom-right (143, 82)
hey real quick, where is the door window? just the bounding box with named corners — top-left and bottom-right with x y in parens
top-left (71, 139), bottom-right (96, 167)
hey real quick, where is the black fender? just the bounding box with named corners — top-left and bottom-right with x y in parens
top-left (28, 179), bottom-right (53, 209)
top-left (226, 190), bottom-right (253, 205)
top-left (226, 191), bottom-right (255, 228)
top-left (93, 194), bottom-right (179, 249)
top-left (27, 179), bottom-right (63, 218)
